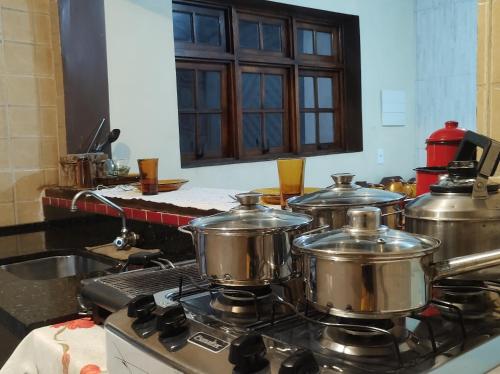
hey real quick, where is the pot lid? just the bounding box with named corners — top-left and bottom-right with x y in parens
top-left (426, 121), bottom-right (467, 143)
top-left (287, 173), bottom-right (405, 208)
top-left (187, 192), bottom-right (313, 232)
top-left (430, 161), bottom-right (499, 193)
top-left (293, 207), bottom-right (439, 258)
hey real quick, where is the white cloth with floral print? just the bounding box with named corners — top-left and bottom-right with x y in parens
top-left (1, 318), bottom-right (106, 374)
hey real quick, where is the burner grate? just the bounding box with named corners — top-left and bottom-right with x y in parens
top-left (97, 263), bottom-right (203, 298)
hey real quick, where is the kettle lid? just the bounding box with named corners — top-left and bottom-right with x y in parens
top-left (430, 161), bottom-right (499, 194)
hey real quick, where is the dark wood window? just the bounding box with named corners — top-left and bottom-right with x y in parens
top-left (173, 0), bottom-right (361, 167)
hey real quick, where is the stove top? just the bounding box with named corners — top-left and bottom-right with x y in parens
top-left (104, 267), bottom-right (500, 374)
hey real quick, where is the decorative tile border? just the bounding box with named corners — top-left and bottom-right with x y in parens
top-left (41, 196), bottom-right (195, 227)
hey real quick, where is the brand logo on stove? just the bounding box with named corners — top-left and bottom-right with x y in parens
top-left (188, 332), bottom-right (229, 353)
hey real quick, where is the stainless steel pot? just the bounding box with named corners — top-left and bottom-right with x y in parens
top-left (179, 192), bottom-right (313, 287)
top-left (287, 173), bottom-right (405, 229)
top-left (292, 207), bottom-right (500, 319)
top-left (405, 131), bottom-right (500, 280)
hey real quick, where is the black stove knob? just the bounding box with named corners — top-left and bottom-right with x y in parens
top-left (279, 349), bottom-right (319, 374)
top-left (127, 294), bottom-right (156, 319)
top-left (229, 333), bottom-right (269, 374)
top-left (128, 295), bottom-right (157, 338)
top-left (157, 302), bottom-right (189, 338)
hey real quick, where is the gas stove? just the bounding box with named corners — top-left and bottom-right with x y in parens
top-left (104, 267), bottom-right (500, 374)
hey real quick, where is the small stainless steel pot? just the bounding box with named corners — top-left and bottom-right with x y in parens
top-left (292, 206), bottom-right (500, 319)
top-left (179, 192), bottom-right (313, 287)
top-left (287, 173), bottom-right (405, 230)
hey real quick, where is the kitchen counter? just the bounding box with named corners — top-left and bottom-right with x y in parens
top-left (43, 185), bottom-right (244, 226)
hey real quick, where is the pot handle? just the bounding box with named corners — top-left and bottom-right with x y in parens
top-left (432, 248), bottom-right (500, 281)
top-left (301, 225), bottom-right (331, 236)
top-left (455, 131), bottom-right (500, 199)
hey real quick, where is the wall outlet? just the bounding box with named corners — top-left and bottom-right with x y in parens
top-left (377, 148), bottom-right (384, 164)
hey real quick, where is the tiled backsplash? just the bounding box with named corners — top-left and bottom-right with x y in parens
top-left (477, 0), bottom-right (500, 165)
top-left (0, 0), bottom-right (66, 226)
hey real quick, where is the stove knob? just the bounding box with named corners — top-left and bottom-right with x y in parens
top-left (127, 294), bottom-right (156, 319)
top-left (229, 333), bottom-right (269, 374)
top-left (157, 302), bottom-right (189, 338)
top-left (279, 349), bottom-right (319, 374)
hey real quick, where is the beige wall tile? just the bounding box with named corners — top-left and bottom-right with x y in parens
top-left (33, 13), bottom-right (50, 44)
top-left (15, 200), bottom-right (41, 224)
top-left (0, 202), bottom-right (15, 226)
top-left (0, 78), bottom-right (7, 105)
top-left (39, 106), bottom-right (55, 137)
top-left (491, 84), bottom-right (500, 140)
top-left (14, 169), bottom-right (43, 201)
top-left (2, 9), bottom-right (33, 42)
top-left (0, 235), bottom-right (18, 257)
top-left (0, 171), bottom-right (13, 202)
top-left (29, 0), bottom-right (48, 13)
top-left (37, 77), bottom-right (55, 106)
top-left (1, 0), bottom-right (29, 11)
top-left (0, 107), bottom-right (7, 138)
top-left (9, 106), bottom-right (39, 137)
top-left (477, 84), bottom-right (489, 135)
top-left (4, 41), bottom-right (34, 74)
top-left (478, 1), bottom-right (490, 85)
top-left (34, 44), bottom-right (52, 76)
top-left (491, 0), bottom-right (500, 83)
top-left (6, 76), bottom-right (37, 105)
top-left (11, 137), bottom-right (39, 168)
top-left (40, 136), bottom-right (57, 167)
top-left (17, 231), bottom-right (45, 254)
top-left (0, 138), bottom-right (10, 169)
top-left (43, 167), bottom-right (57, 185)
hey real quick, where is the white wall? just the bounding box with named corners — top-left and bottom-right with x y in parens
top-left (105, 0), bottom-right (417, 190)
top-left (415, 0), bottom-right (477, 166)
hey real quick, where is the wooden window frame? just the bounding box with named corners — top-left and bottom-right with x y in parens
top-left (173, 0), bottom-right (362, 168)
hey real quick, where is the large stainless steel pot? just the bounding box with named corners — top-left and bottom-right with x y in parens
top-left (178, 192), bottom-right (313, 287)
top-left (287, 173), bottom-right (405, 229)
top-left (292, 207), bottom-right (500, 319)
top-left (405, 131), bottom-right (500, 280)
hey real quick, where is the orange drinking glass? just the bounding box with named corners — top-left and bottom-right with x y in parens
top-left (137, 158), bottom-right (159, 195)
top-left (277, 158), bottom-right (305, 208)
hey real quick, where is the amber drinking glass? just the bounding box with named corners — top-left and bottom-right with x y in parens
top-left (277, 158), bottom-right (305, 208)
top-left (137, 158), bottom-right (159, 195)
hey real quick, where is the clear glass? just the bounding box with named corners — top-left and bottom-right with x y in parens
top-left (277, 158), bottom-right (305, 208)
top-left (137, 158), bottom-right (159, 195)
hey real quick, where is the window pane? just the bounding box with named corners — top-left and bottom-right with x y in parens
top-left (243, 113), bottom-right (262, 150)
top-left (176, 69), bottom-right (195, 110)
top-left (300, 113), bottom-right (316, 145)
top-left (239, 20), bottom-right (259, 49)
top-left (198, 71), bottom-right (221, 110)
top-left (264, 74), bottom-right (282, 109)
top-left (298, 29), bottom-right (313, 54)
top-left (265, 113), bottom-right (283, 148)
top-left (242, 73), bottom-right (261, 109)
top-left (319, 112), bottom-right (334, 143)
top-left (262, 24), bottom-right (281, 51)
top-left (195, 14), bottom-right (220, 46)
top-left (173, 12), bottom-right (193, 42)
top-left (299, 76), bottom-right (315, 108)
top-left (179, 114), bottom-right (196, 153)
top-left (316, 32), bottom-right (332, 56)
top-left (317, 77), bottom-right (333, 108)
top-left (199, 114), bottom-right (221, 154)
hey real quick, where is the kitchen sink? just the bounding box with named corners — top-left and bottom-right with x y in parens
top-left (0, 255), bottom-right (114, 280)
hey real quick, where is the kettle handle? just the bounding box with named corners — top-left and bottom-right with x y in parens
top-left (455, 131), bottom-right (500, 198)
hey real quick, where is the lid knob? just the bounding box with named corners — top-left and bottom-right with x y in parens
top-left (331, 173), bottom-right (355, 186)
top-left (235, 192), bottom-right (262, 206)
top-left (347, 207), bottom-right (381, 231)
top-left (445, 120), bottom-right (459, 128)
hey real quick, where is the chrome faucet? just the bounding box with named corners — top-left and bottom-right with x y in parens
top-left (70, 190), bottom-right (139, 250)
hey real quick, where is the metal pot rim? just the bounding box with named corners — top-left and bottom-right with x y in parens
top-left (288, 197), bottom-right (405, 209)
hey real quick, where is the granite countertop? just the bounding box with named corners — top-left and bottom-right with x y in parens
top-left (0, 248), bottom-right (118, 338)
